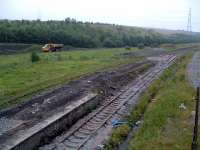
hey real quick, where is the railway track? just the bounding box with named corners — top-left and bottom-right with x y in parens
top-left (40, 55), bottom-right (176, 150)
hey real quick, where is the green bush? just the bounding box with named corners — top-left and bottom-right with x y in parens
top-left (137, 43), bottom-right (145, 49)
top-left (104, 125), bottom-right (131, 150)
top-left (31, 51), bottom-right (40, 62)
top-left (125, 46), bottom-right (131, 50)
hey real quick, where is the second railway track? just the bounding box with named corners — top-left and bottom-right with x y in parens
top-left (40, 54), bottom-right (176, 150)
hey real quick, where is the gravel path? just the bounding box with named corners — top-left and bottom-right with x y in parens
top-left (188, 51), bottom-right (200, 88)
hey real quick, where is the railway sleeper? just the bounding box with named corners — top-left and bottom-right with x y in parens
top-left (72, 132), bottom-right (88, 139)
top-left (81, 125), bottom-right (97, 131)
top-left (88, 119), bottom-right (103, 125)
top-left (78, 128), bottom-right (92, 135)
top-left (93, 116), bottom-right (106, 121)
top-left (78, 128), bottom-right (92, 134)
top-left (84, 122), bottom-right (100, 129)
top-left (63, 140), bottom-right (79, 149)
top-left (68, 136), bottom-right (84, 143)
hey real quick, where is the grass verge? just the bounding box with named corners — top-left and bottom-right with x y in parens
top-left (104, 52), bottom-right (198, 150)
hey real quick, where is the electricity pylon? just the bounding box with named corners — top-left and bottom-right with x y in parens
top-left (187, 8), bottom-right (192, 32)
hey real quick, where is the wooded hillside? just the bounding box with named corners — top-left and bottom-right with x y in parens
top-left (0, 18), bottom-right (200, 48)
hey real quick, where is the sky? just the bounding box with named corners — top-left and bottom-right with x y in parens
top-left (0, 0), bottom-right (200, 32)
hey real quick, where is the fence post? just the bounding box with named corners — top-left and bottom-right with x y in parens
top-left (192, 86), bottom-right (199, 150)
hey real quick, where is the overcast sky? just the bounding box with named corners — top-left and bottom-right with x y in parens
top-left (1, 0), bottom-right (200, 32)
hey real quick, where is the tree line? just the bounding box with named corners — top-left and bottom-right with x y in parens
top-left (0, 18), bottom-right (200, 48)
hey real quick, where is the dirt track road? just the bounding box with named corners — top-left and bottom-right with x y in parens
top-left (188, 51), bottom-right (200, 88)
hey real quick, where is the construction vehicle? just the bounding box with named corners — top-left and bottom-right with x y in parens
top-left (42, 44), bottom-right (64, 52)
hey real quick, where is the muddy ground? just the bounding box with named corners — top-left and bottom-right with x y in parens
top-left (0, 60), bottom-right (154, 137)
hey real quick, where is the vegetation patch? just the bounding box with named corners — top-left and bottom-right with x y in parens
top-left (0, 48), bottom-right (141, 109)
top-left (104, 52), bottom-right (198, 150)
top-left (31, 51), bottom-right (40, 62)
top-left (128, 53), bottom-right (198, 149)
top-left (1, 19), bottom-right (200, 48)
top-left (105, 124), bottom-right (131, 150)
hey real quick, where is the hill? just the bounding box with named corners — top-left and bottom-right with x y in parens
top-left (0, 18), bottom-right (200, 48)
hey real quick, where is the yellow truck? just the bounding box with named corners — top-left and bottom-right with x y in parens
top-left (42, 44), bottom-right (64, 52)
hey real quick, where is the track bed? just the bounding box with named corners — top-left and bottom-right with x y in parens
top-left (40, 55), bottom-right (176, 150)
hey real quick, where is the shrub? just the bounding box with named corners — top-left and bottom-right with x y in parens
top-left (31, 51), bottom-right (40, 62)
top-left (137, 43), bottom-right (145, 49)
top-left (104, 125), bottom-right (131, 150)
top-left (125, 46), bottom-right (131, 50)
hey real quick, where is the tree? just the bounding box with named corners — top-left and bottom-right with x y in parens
top-left (0, 19), bottom-right (200, 48)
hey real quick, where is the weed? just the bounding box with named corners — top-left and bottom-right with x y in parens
top-left (104, 125), bottom-right (131, 150)
top-left (31, 51), bottom-right (40, 62)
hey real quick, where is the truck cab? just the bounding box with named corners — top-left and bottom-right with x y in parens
top-left (42, 44), bottom-right (63, 52)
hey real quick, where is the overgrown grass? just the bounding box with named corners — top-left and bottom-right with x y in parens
top-left (0, 47), bottom-right (140, 109)
top-left (128, 53), bottom-right (198, 149)
top-left (104, 52), bottom-right (198, 150)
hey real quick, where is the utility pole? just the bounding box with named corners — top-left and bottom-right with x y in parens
top-left (187, 8), bottom-right (192, 32)
top-left (37, 8), bottom-right (42, 20)
top-left (192, 86), bottom-right (199, 150)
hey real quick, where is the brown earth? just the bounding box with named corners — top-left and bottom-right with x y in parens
top-left (0, 60), bottom-right (154, 127)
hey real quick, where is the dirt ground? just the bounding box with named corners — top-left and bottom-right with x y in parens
top-left (0, 60), bottom-right (154, 138)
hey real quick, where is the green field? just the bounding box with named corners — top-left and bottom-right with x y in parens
top-left (0, 43), bottom-right (197, 110)
top-left (0, 47), bottom-right (141, 109)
